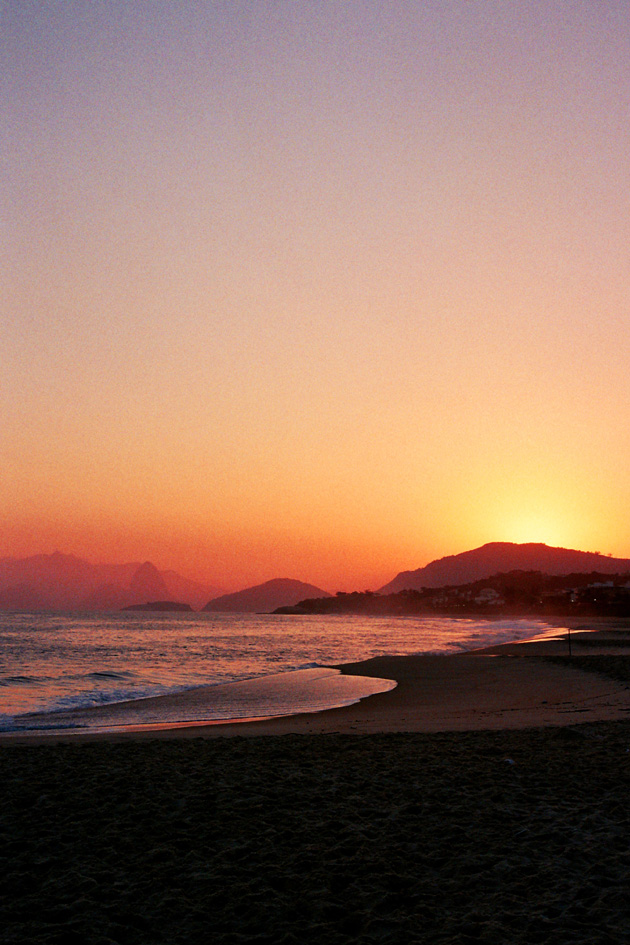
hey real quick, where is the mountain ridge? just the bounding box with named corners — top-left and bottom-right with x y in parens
top-left (379, 542), bottom-right (630, 594)
top-left (0, 552), bottom-right (221, 611)
top-left (202, 578), bottom-right (332, 613)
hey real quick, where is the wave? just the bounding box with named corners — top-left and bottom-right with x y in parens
top-left (0, 613), bottom-right (566, 732)
top-left (58, 669), bottom-right (139, 683)
top-left (0, 674), bottom-right (51, 686)
top-left (1, 667), bottom-right (397, 736)
top-left (85, 670), bottom-right (137, 681)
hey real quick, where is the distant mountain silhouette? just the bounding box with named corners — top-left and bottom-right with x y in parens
top-left (159, 570), bottom-right (220, 610)
top-left (81, 583), bottom-right (136, 611)
top-left (202, 578), bottom-right (331, 613)
top-left (379, 542), bottom-right (630, 594)
top-left (0, 552), bottom-right (221, 611)
top-left (0, 582), bottom-right (46, 611)
top-left (129, 562), bottom-right (168, 601)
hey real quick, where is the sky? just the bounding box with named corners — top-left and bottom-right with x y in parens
top-left (2, 0), bottom-right (630, 592)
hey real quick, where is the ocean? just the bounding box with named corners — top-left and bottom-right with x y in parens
top-left (0, 611), bottom-right (565, 735)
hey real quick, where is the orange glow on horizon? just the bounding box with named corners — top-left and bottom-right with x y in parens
top-left (4, 3), bottom-right (630, 592)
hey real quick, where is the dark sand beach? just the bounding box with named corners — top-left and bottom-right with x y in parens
top-left (3, 627), bottom-right (630, 944)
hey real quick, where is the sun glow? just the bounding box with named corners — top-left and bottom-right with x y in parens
top-left (489, 489), bottom-right (602, 551)
top-left (504, 514), bottom-right (569, 548)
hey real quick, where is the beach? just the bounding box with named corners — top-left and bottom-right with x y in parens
top-left (6, 624), bottom-right (630, 741)
top-left (3, 628), bottom-right (630, 943)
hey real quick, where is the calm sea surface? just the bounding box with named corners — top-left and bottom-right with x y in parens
top-left (0, 611), bottom-right (565, 733)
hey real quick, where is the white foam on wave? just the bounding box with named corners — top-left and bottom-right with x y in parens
top-left (6, 667), bottom-right (397, 735)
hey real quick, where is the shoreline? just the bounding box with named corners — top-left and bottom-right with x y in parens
top-left (4, 624), bottom-right (630, 941)
top-left (4, 622), bottom-right (630, 743)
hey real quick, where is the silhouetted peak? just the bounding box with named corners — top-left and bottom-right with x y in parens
top-left (129, 561), bottom-right (168, 600)
top-left (203, 578), bottom-right (332, 613)
top-left (0, 553), bottom-right (218, 612)
top-left (379, 542), bottom-right (630, 594)
top-left (137, 560), bottom-right (159, 572)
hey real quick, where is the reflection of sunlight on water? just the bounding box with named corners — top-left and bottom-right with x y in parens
top-left (510, 625), bottom-right (573, 644)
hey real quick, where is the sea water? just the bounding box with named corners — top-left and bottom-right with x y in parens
top-left (0, 611), bottom-right (564, 733)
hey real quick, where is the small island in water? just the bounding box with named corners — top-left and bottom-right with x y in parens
top-left (121, 600), bottom-right (193, 612)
